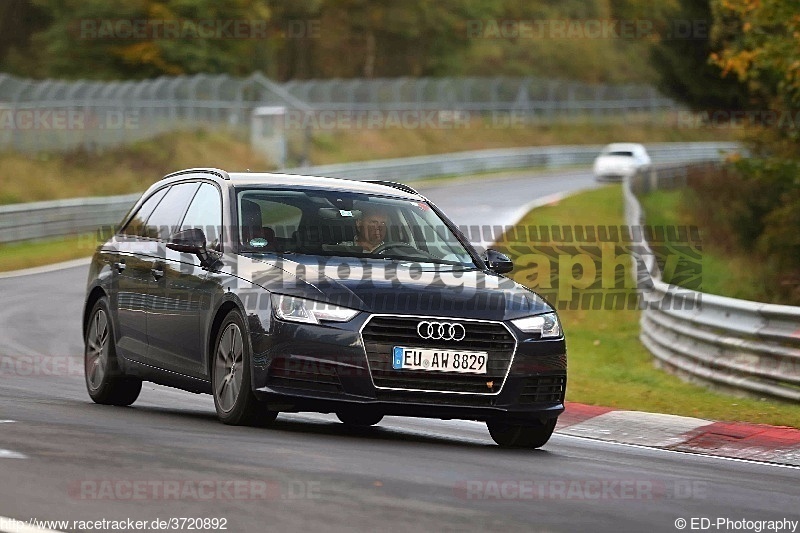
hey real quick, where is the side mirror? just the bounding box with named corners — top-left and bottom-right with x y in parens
top-left (167, 228), bottom-right (207, 255)
top-left (483, 249), bottom-right (513, 274)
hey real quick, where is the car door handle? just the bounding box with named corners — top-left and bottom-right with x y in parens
top-left (151, 267), bottom-right (164, 280)
top-left (114, 260), bottom-right (126, 273)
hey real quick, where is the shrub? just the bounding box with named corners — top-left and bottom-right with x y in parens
top-left (686, 157), bottom-right (800, 304)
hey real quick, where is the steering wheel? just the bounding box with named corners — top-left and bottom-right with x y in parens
top-left (371, 242), bottom-right (436, 260)
top-left (372, 242), bottom-right (416, 255)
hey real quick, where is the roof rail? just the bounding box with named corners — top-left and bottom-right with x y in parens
top-left (163, 167), bottom-right (231, 181)
top-left (364, 180), bottom-right (420, 195)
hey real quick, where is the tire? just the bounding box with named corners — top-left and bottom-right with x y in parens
top-left (487, 418), bottom-right (557, 449)
top-left (336, 410), bottom-right (384, 427)
top-left (84, 297), bottom-right (142, 406)
top-left (212, 310), bottom-right (278, 426)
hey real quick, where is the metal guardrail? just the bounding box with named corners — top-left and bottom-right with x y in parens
top-left (0, 142), bottom-right (739, 244)
top-left (0, 193), bottom-right (140, 243)
top-left (626, 163), bottom-right (800, 402)
top-left (289, 142), bottom-right (739, 182)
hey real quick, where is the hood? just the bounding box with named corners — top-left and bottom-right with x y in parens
top-left (228, 254), bottom-right (553, 321)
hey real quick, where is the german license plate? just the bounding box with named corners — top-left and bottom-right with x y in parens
top-left (392, 347), bottom-right (488, 374)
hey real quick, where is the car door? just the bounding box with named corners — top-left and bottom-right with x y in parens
top-left (149, 182), bottom-right (223, 377)
top-left (136, 182), bottom-right (201, 372)
top-left (112, 186), bottom-right (169, 363)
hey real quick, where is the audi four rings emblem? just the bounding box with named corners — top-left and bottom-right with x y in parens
top-left (416, 321), bottom-right (466, 341)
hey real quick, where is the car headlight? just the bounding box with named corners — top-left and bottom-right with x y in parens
top-left (511, 312), bottom-right (562, 338)
top-left (272, 294), bottom-right (359, 324)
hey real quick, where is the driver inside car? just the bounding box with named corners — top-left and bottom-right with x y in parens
top-left (343, 205), bottom-right (390, 252)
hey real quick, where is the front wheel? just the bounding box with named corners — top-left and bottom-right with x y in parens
top-left (487, 418), bottom-right (557, 449)
top-left (212, 311), bottom-right (278, 426)
top-left (84, 298), bottom-right (142, 406)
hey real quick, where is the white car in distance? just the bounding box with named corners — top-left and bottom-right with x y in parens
top-left (592, 143), bottom-right (651, 182)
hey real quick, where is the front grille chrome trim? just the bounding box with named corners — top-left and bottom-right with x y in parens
top-left (359, 313), bottom-right (518, 396)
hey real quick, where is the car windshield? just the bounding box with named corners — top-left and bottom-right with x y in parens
top-left (605, 150), bottom-right (635, 157)
top-left (235, 187), bottom-right (478, 268)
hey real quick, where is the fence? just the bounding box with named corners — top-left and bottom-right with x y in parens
top-left (0, 142), bottom-right (738, 244)
top-left (0, 72), bottom-right (312, 159)
top-left (281, 77), bottom-right (674, 113)
top-left (626, 163), bottom-right (800, 402)
top-left (0, 72), bottom-right (681, 155)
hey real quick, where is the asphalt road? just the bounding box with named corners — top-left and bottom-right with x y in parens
top-left (1, 168), bottom-right (798, 533)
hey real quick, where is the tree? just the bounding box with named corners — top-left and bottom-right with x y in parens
top-left (710, 0), bottom-right (800, 141)
top-left (27, 0), bottom-right (272, 79)
top-left (304, 0), bottom-right (503, 79)
top-left (684, 0), bottom-right (800, 304)
top-left (649, 0), bottom-right (750, 113)
top-left (0, 0), bottom-right (51, 76)
top-left (21, 0), bottom-right (501, 80)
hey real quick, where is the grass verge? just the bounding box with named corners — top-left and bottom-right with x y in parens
top-left (2, 119), bottom-right (739, 206)
top-left (308, 115), bottom-right (739, 165)
top-left (0, 233), bottom-right (99, 272)
top-left (639, 189), bottom-right (774, 303)
top-left (0, 129), bottom-right (270, 205)
top-left (496, 185), bottom-right (800, 428)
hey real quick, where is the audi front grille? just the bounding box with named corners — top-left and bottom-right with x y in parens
top-left (360, 315), bottom-right (517, 394)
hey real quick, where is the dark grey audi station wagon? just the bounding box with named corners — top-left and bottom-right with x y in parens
top-left (83, 168), bottom-right (566, 448)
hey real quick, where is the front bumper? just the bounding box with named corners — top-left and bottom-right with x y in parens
top-left (250, 314), bottom-right (567, 423)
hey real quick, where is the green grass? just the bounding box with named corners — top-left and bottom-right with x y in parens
top-left (0, 111), bottom-right (742, 287)
top-left (0, 129), bottom-right (271, 205)
top-left (0, 233), bottom-right (100, 272)
top-left (639, 190), bottom-right (772, 302)
top-left (497, 185), bottom-right (800, 428)
top-left (308, 115), bottom-right (740, 165)
top-left (1, 119), bottom-right (739, 207)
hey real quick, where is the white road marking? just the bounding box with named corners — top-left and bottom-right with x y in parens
top-left (0, 258), bottom-right (91, 280)
top-left (558, 410), bottom-right (710, 447)
top-left (0, 449), bottom-right (27, 459)
top-left (555, 433), bottom-right (800, 470)
top-left (0, 420), bottom-right (16, 424)
top-left (281, 413), bottom-right (800, 470)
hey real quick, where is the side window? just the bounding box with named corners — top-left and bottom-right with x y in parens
top-left (401, 207), bottom-right (463, 260)
top-left (143, 182), bottom-right (200, 240)
top-left (259, 200), bottom-right (302, 239)
top-left (181, 183), bottom-right (223, 250)
top-left (120, 187), bottom-right (169, 237)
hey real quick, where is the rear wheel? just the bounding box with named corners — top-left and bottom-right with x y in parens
top-left (84, 298), bottom-right (142, 406)
top-left (336, 410), bottom-right (384, 427)
top-left (487, 418), bottom-right (557, 449)
top-left (213, 311), bottom-right (278, 426)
